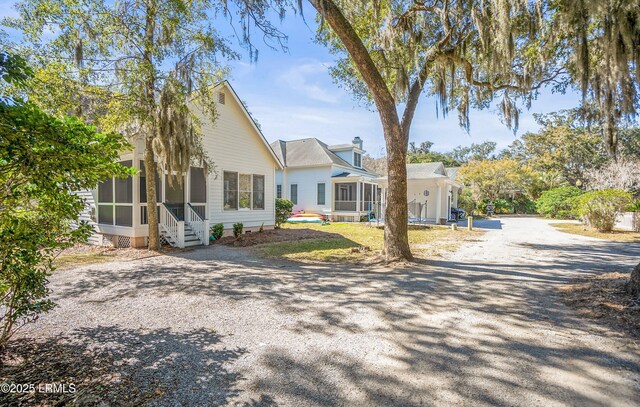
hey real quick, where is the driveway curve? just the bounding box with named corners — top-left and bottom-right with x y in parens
top-left (16, 217), bottom-right (640, 406)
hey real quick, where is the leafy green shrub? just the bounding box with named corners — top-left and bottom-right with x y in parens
top-left (232, 222), bottom-right (243, 238)
top-left (210, 223), bottom-right (224, 240)
top-left (493, 198), bottom-right (513, 214)
top-left (0, 52), bottom-right (132, 347)
top-left (536, 186), bottom-right (584, 219)
top-left (275, 198), bottom-right (293, 229)
top-left (628, 201), bottom-right (640, 212)
top-left (573, 189), bottom-right (633, 232)
top-left (457, 189), bottom-right (476, 215)
top-left (513, 195), bottom-right (537, 214)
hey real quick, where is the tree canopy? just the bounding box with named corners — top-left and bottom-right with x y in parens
top-left (0, 52), bottom-right (132, 346)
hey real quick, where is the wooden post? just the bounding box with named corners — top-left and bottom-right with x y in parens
top-left (468, 216), bottom-right (473, 231)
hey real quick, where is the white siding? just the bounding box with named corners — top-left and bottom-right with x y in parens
top-left (282, 166), bottom-right (333, 213)
top-left (334, 150), bottom-right (354, 166)
top-left (407, 180), bottom-right (443, 221)
top-left (76, 189), bottom-right (101, 245)
top-left (200, 85), bottom-right (278, 229)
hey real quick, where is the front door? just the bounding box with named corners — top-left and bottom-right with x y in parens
top-left (165, 174), bottom-right (185, 220)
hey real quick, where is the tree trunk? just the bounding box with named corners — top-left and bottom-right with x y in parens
top-left (308, 0), bottom-right (413, 261)
top-left (383, 121), bottom-right (412, 261)
top-left (629, 262), bottom-right (640, 297)
top-left (145, 136), bottom-right (160, 250)
top-left (143, 0), bottom-right (159, 251)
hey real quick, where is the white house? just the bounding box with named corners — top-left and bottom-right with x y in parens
top-left (270, 137), bottom-right (382, 222)
top-left (375, 162), bottom-right (463, 224)
top-left (79, 81), bottom-right (283, 248)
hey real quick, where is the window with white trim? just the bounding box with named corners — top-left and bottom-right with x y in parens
top-left (223, 171), bottom-right (238, 210)
top-left (276, 184), bottom-right (282, 199)
top-left (317, 183), bottom-right (326, 205)
top-left (290, 184), bottom-right (298, 204)
top-left (354, 152), bottom-right (362, 168)
top-left (253, 175), bottom-right (265, 209)
top-left (223, 172), bottom-right (265, 210)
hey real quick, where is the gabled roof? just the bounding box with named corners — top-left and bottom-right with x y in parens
top-left (216, 81), bottom-right (283, 169)
top-left (406, 162), bottom-right (447, 179)
top-left (270, 138), bottom-right (373, 174)
top-left (445, 167), bottom-right (460, 180)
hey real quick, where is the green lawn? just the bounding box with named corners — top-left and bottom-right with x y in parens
top-left (551, 222), bottom-right (640, 243)
top-left (256, 222), bottom-right (482, 262)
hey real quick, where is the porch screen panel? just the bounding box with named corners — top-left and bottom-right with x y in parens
top-left (190, 167), bottom-right (206, 203)
top-left (115, 206), bottom-right (133, 226)
top-left (98, 178), bottom-right (113, 203)
top-left (253, 175), bottom-right (265, 210)
top-left (114, 160), bottom-right (133, 203)
top-left (165, 175), bottom-right (184, 203)
top-left (139, 160), bottom-right (162, 203)
top-left (363, 184), bottom-right (372, 211)
top-left (98, 205), bottom-right (114, 224)
top-left (223, 171), bottom-right (238, 210)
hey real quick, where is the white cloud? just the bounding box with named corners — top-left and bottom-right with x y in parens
top-left (277, 60), bottom-right (341, 104)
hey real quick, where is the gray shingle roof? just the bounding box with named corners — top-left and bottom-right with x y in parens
top-left (270, 138), bottom-right (374, 173)
top-left (445, 167), bottom-right (460, 180)
top-left (405, 162), bottom-right (447, 179)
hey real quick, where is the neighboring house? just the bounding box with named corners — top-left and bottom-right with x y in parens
top-left (79, 81), bottom-right (283, 248)
top-left (270, 137), bottom-right (382, 222)
top-left (375, 163), bottom-right (462, 224)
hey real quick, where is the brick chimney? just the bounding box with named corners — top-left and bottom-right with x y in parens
top-left (352, 136), bottom-right (363, 149)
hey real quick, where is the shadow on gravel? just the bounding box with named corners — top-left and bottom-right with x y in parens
top-left (1, 326), bottom-right (249, 406)
top-left (48, 230), bottom-right (640, 406)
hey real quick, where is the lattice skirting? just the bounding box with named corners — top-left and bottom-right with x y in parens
top-left (100, 234), bottom-right (131, 248)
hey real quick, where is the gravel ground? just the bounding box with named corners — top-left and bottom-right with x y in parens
top-left (8, 217), bottom-right (640, 406)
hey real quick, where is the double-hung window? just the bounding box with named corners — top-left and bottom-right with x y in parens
top-left (290, 184), bottom-right (298, 204)
top-left (354, 152), bottom-right (362, 168)
top-left (317, 183), bottom-right (326, 205)
top-left (276, 184), bottom-right (282, 199)
top-left (224, 172), bottom-right (265, 210)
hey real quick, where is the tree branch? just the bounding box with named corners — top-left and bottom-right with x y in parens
top-left (308, 0), bottom-right (397, 120)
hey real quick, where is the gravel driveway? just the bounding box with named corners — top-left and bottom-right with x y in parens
top-left (14, 217), bottom-right (640, 406)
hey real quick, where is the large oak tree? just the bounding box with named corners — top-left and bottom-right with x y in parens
top-left (308, 0), bottom-right (564, 260)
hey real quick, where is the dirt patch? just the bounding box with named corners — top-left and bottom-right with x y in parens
top-left (561, 272), bottom-right (640, 337)
top-left (0, 338), bottom-right (148, 406)
top-left (213, 228), bottom-right (342, 247)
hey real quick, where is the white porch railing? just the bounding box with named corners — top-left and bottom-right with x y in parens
top-left (187, 203), bottom-right (209, 246)
top-left (160, 203), bottom-right (185, 248)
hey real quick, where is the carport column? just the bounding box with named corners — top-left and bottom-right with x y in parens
top-left (436, 182), bottom-right (442, 224)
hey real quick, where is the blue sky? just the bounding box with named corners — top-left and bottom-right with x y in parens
top-left (221, 7), bottom-right (581, 157)
top-left (1, 1), bottom-right (583, 157)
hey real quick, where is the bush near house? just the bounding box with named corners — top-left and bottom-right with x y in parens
top-left (536, 186), bottom-right (584, 219)
top-left (573, 189), bottom-right (633, 232)
top-left (233, 222), bottom-right (244, 238)
top-left (275, 198), bottom-right (293, 229)
top-left (210, 223), bottom-right (224, 240)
